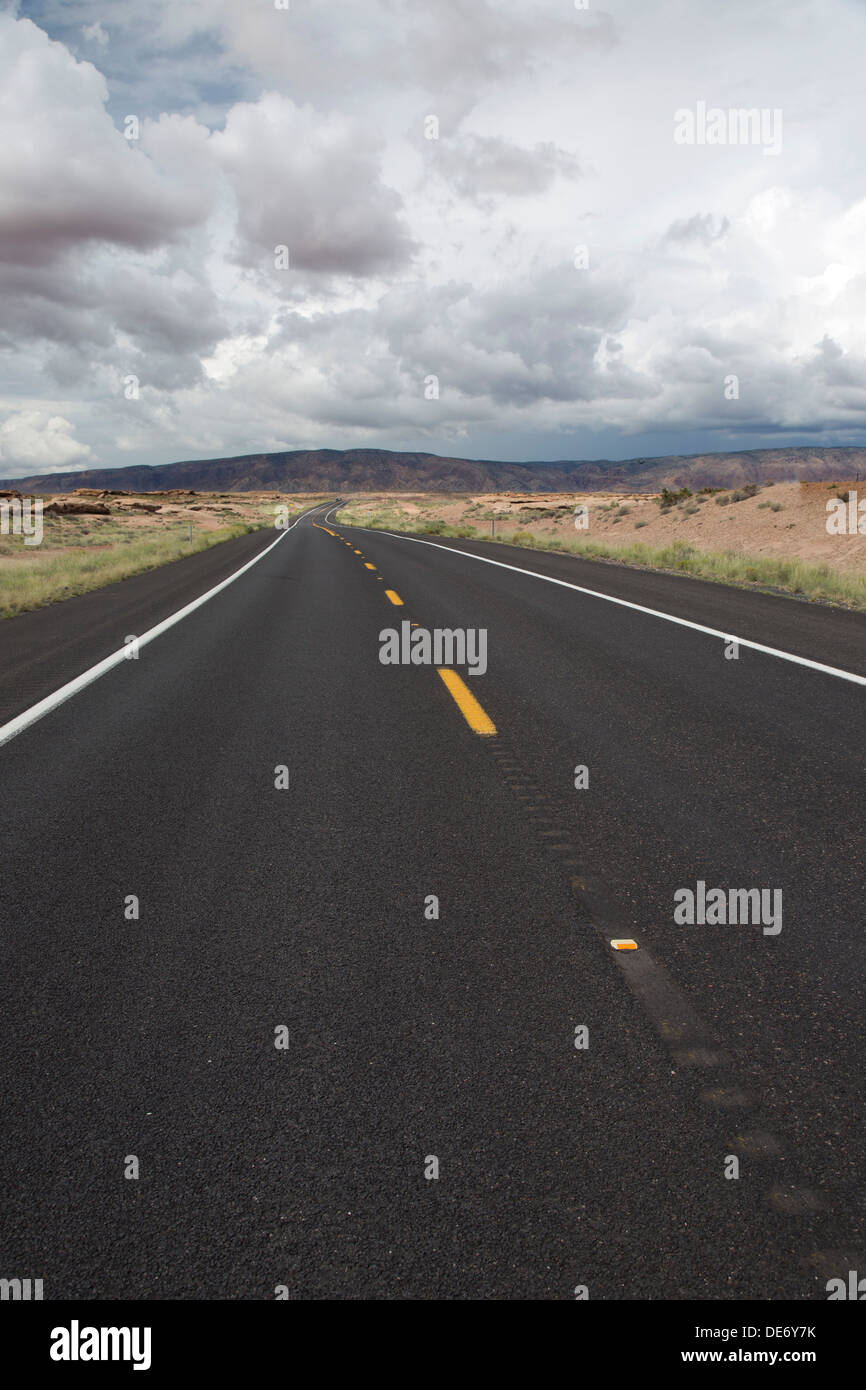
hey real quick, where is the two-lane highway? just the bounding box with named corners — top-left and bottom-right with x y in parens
top-left (0, 505), bottom-right (863, 1298)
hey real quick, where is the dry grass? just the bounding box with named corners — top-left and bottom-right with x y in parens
top-left (0, 518), bottom-right (259, 618)
top-left (0, 492), bottom-right (331, 618)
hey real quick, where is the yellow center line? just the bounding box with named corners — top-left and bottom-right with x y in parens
top-left (437, 669), bottom-right (497, 736)
top-left (385, 589), bottom-right (403, 605)
top-left (364, 562), bottom-right (376, 570)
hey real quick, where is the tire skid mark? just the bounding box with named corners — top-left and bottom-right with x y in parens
top-left (484, 734), bottom-right (846, 1265)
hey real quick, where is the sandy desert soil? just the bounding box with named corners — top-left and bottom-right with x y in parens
top-left (3, 480), bottom-right (865, 613)
top-left (0, 489), bottom-right (326, 616)
top-left (336, 480), bottom-right (866, 608)
top-left (339, 481), bottom-right (866, 572)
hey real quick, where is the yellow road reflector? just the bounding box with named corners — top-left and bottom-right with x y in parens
top-left (364, 563), bottom-right (376, 570)
top-left (437, 668), bottom-right (497, 736)
top-left (385, 590), bottom-right (403, 605)
top-left (354, 549), bottom-right (363, 554)
top-left (611, 938), bottom-right (638, 951)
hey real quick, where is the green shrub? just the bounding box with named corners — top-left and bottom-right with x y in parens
top-left (730, 482), bottom-right (760, 502)
top-left (659, 486), bottom-right (693, 508)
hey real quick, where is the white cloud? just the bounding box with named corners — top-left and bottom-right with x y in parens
top-left (430, 135), bottom-right (580, 201)
top-left (3, 1), bottom-right (866, 471)
top-left (0, 17), bottom-right (212, 267)
top-left (81, 21), bottom-right (108, 47)
top-left (0, 409), bottom-right (93, 473)
top-left (210, 93), bottom-right (414, 275)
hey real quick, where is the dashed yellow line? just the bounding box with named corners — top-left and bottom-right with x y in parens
top-left (322, 528), bottom-right (498, 736)
top-left (437, 669), bottom-right (496, 736)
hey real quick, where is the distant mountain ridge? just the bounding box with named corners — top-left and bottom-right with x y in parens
top-left (5, 445), bottom-right (866, 494)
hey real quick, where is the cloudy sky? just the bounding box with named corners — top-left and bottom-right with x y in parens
top-left (1, 0), bottom-right (865, 478)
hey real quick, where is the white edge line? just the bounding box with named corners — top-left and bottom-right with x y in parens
top-left (0, 503), bottom-right (326, 750)
top-left (349, 526), bottom-right (866, 689)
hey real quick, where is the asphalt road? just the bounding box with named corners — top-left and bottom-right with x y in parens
top-left (0, 502), bottom-right (863, 1300)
